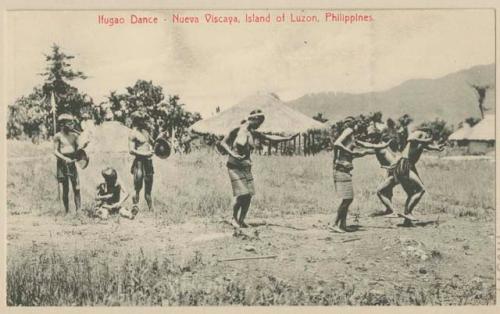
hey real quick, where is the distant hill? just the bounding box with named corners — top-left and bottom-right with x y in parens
top-left (286, 64), bottom-right (495, 126)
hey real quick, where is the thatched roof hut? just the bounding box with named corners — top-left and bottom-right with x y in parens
top-left (190, 92), bottom-right (325, 136)
top-left (448, 123), bottom-right (473, 143)
top-left (448, 114), bottom-right (495, 154)
top-left (467, 114), bottom-right (495, 141)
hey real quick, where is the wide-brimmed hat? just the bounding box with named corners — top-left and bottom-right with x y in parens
top-left (101, 167), bottom-right (117, 180)
top-left (57, 113), bottom-right (75, 122)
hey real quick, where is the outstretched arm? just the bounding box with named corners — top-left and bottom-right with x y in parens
top-left (407, 130), bottom-right (433, 144)
top-left (424, 142), bottom-right (445, 152)
top-left (253, 132), bottom-right (299, 143)
top-left (356, 139), bottom-right (391, 149)
top-left (352, 148), bottom-right (376, 158)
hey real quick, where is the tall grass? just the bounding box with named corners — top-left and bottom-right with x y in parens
top-left (7, 141), bottom-right (495, 220)
top-left (7, 248), bottom-right (494, 306)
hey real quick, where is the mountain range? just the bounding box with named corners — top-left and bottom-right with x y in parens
top-left (286, 64), bottom-right (495, 126)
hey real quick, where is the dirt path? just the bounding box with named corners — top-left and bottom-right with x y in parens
top-left (7, 212), bottom-right (496, 304)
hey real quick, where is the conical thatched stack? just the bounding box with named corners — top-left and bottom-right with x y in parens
top-left (83, 121), bottom-right (131, 153)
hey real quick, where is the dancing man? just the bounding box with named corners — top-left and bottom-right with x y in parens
top-left (397, 127), bottom-right (445, 224)
top-left (355, 128), bottom-right (414, 220)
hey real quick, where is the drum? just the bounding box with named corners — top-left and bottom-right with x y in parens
top-left (75, 149), bottom-right (89, 169)
top-left (154, 133), bottom-right (171, 159)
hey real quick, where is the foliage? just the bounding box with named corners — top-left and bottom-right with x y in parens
top-left (417, 118), bottom-right (453, 143)
top-left (7, 87), bottom-right (48, 141)
top-left (7, 44), bottom-right (92, 139)
top-left (102, 80), bottom-right (202, 142)
top-left (459, 117), bottom-right (481, 128)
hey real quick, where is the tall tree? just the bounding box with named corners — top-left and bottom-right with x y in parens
top-left (105, 80), bottom-right (202, 141)
top-left (469, 83), bottom-right (491, 119)
top-left (40, 44), bottom-right (92, 123)
top-left (8, 44), bottom-right (92, 139)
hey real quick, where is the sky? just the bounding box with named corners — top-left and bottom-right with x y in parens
top-left (6, 9), bottom-right (495, 117)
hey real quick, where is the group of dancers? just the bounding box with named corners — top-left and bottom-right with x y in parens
top-left (53, 109), bottom-right (444, 230)
top-left (331, 117), bottom-right (445, 232)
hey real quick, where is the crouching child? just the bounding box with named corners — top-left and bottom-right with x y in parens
top-left (92, 167), bottom-right (138, 220)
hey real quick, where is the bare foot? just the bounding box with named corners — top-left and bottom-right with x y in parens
top-left (231, 218), bottom-right (240, 228)
top-left (329, 225), bottom-right (347, 233)
top-left (398, 213), bottom-right (419, 221)
top-left (384, 212), bottom-right (402, 219)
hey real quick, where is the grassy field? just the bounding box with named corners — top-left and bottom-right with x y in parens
top-left (6, 140), bottom-right (496, 306)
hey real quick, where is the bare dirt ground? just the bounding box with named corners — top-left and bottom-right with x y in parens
top-left (8, 210), bottom-right (495, 304)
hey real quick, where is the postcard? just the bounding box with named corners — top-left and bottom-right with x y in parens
top-left (1, 1), bottom-right (498, 312)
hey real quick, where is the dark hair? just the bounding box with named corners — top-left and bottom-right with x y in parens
top-left (386, 118), bottom-right (396, 129)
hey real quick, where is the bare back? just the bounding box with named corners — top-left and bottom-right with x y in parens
top-left (402, 130), bottom-right (430, 164)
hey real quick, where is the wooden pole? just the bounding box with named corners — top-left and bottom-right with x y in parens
top-left (303, 134), bottom-right (306, 156)
top-left (311, 133), bottom-right (315, 155)
top-left (298, 133), bottom-right (301, 155)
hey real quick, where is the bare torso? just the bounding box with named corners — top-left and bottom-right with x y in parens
top-left (334, 129), bottom-right (356, 168)
top-left (130, 128), bottom-right (153, 156)
top-left (375, 148), bottom-right (401, 167)
top-left (55, 132), bottom-right (78, 155)
top-left (227, 126), bottom-right (254, 166)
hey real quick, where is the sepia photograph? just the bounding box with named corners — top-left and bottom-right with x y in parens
top-left (3, 7), bottom-right (496, 307)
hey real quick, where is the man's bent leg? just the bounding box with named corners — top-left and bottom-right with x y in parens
top-left (405, 170), bottom-right (425, 215)
top-left (377, 177), bottom-right (397, 214)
